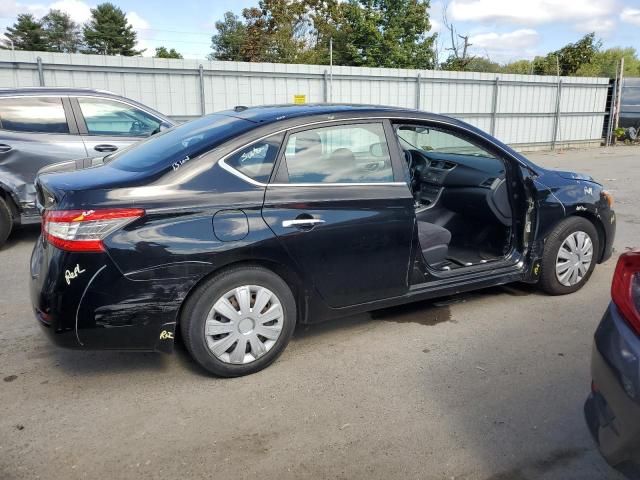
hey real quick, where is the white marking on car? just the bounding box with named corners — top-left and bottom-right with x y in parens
top-left (65, 264), bottom-right (86, 285)
top-left (172, 156), bottom-right (190, 171)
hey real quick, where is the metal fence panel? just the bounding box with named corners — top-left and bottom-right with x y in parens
top-left (0, 50), bottom-right (610, 150)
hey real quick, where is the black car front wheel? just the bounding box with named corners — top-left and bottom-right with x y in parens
top-left (539, 216), bottom-right (599, 295)
top-left (180, 265), bottom-right (297, 377)
top-left (0, 197), bottom-right (13, 248)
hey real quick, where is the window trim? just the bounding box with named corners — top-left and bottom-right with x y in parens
top-left (0, 95), bottom-right (76, 136)
top-left (389, 119), bottom-right (507, 164)
top-left (223, 132), bottom-right (285, 184)
top-left (273, 119), bottom-right (398, 186)
top-left (219, 115), bottom-right (529, 188)
top-left (71, 95), bottom-right (166, 137)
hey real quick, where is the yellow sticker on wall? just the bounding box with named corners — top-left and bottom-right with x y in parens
top-left (293, 94), bottom-right (306, 104)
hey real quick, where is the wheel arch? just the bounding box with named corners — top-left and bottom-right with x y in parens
top-left (175, 258), bottom-right (309, 328)
top-left (0, 186), bottom-right (19, 220)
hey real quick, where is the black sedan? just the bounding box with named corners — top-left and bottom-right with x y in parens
top-left (30, 104), bottom-right (616, 377)
top-left (585, 250), bottom-right (640, 471)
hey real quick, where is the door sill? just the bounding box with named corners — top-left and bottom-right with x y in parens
top-left (412, 253), bottom-right (525, 291)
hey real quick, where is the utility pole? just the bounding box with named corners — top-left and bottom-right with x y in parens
top-left (614, 57), bottom-right (625, 131)
top-left (329, 37), bottom-right (333, 103)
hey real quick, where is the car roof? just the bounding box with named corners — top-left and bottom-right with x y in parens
top-left (0, 87), bottom-right (121, 97)
top-left (0, 87), bottom-right (175, 124)
top-left (220, 103), bottom-right (425, 123)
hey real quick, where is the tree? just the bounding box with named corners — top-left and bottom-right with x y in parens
top-left (209, 11), bottom-right (248, 61)
top-left (502, 59), bottom-right (533, 75)
top-left (2, 14), bottom-right (47, 51)
top-left (337, 0), bottom-right (436, 69)
top-left (533, 33), bottom-right (601, 76)
top-left (83, 3), bottom-right (143, 56)
top-left (240, 1), bottom-right (310, 63)
top-left (440, 6), bottom-right (473, 70)
top-left (41, 9), bottom-right (82, 53)
top-left (154, 46), bottom-right (182, 59)
top-left (207, 0), bottom-right (436, 68)
top-left (576, 47), bottom-right (640, 78)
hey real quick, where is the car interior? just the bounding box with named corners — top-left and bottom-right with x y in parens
top-left (394, 124), bottom-right (513, 272)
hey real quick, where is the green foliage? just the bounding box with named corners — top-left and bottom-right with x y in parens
top-left (209, 11), bottom-right (248, 61)
top-left (209, 0), bottom-right (435, 68)
top-left (154, 46), bottom-right (182, 59)
top-left (576, 47), bottom-right (640, 78)
top-left (531, 33), bottom-right (601, 76)
top-left (83, 3), bottom-right (142, 56)
top-left (2, 14), bottom-right (47, 51)
top-left (41, 9), bottom-right (82, 53)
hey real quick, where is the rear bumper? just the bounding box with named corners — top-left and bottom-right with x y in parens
top-left (30, 236), bottom-right (180, 352)
top-left (584, 303), bottom-right (640, 466)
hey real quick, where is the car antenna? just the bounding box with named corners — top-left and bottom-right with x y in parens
top-left (234, 105), bottom-right (248, 112)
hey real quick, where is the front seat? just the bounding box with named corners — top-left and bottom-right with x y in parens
top-left (417, 221), bottom-right (451, 265)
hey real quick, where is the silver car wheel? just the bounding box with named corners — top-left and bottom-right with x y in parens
top-left (555, 231), bottom-right (594, 287)
top-left (204, 285), bottom-right (284, 365)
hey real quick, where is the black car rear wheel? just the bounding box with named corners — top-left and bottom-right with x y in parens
top-left (0, 197), bottom-right (13, 248)
top-left (539, 216), bottom-right (599, 295)
top-left (180, 265), bottom-right (296, 377)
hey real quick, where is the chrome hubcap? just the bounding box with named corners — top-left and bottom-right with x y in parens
top-left (205, 285), bottom-right (283, 365)
top-left (555, 231), bottom-right (593, 287)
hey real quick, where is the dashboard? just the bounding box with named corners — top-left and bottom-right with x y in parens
top-left (406, 149), bottom-right (511, 225)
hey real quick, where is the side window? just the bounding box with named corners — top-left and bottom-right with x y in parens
top-left (396, 125), bottom-right (495, 158)
top-left (283, 123), bottom-right (393, 184)
top-left (225, 134), bottom-right (283, 183)
top-left (0, 97), bottom-right (69, 134)
top-left (77, 98), bottom-right (161, 137)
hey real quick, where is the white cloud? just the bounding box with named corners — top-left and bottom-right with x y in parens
top-left (48, 0), bottom-right (92, 23)
top-left (126, 11), bottom-right (150, 31)
top-left (575, 17), bottom-right (616, 35)
top-left (449, 0), bottom-right (615, 25)
top-left (620, 7), bottom-right (640, 26)
top-left (126, 11), bottom-right (156, 57)
top-left (430, 17), bottom-right (442, 33)
top-left (470, 29), bottom-right (540, 51)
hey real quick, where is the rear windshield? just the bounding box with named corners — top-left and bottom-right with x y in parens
top-left (107, 114), bottom-right (254, 172)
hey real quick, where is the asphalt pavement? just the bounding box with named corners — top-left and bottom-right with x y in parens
top-left (0, 146), bottom-right (638, 479)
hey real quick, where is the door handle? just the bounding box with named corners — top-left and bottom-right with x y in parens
top-left (282, 218), bottom-right (325, 228)
top-left (0, 144), bottom-right (12, 153)
top-left (94, 144), bottom-right (118, 152)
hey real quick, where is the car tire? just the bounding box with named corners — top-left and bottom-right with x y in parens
top-left (0, 197), bottom-right (13, 248)
top-left (180, 265), bottom-right (297, 377)
top-left (538, 216), bottom-right (599, 295)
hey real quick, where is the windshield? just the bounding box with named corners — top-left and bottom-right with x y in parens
top-left (107, 114), bottom-right (254, 172)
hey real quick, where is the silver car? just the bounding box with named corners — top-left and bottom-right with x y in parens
top-left (0, 87), bottom-right (175, 246)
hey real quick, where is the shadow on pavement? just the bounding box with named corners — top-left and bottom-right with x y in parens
top-left (1, 224), bottom-right (40, 250)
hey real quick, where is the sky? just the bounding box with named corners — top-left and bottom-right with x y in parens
top-left (0, 0), bottom-right (639, 63)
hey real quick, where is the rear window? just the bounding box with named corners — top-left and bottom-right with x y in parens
top-left (107, 114), bottom-right (254, 172)
top-left (0, 97), bottom-right (69, 134)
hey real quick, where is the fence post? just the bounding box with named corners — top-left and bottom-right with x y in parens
top-left (198, 64), bottom-right (205, 116)
top-left (416, 73), bottom-right (421, 110)
top-left (551, 79), bottom-right (563, 150)
top-left (36, 57), bottom-right (45, 86)
top-left (323, 70), bottom-right (329, 103)
top-left (490, 77), bottom-right (499, 135)
top-left (606, 78), bottom-right (618, 147)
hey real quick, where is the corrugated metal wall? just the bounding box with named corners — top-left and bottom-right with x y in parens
top-left (0, 50), bottom-right (610, 150)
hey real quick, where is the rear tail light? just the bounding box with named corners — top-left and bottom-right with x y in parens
top-left (43, 208), bottom-right (144, 253)
top-left (611, 251), bottom-right (640, 334)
